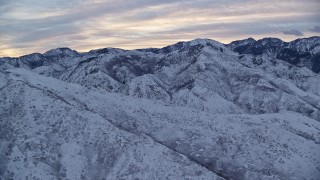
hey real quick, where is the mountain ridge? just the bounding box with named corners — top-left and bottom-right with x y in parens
top-left (2, 36), bottom-right (318, 56)
top-left (3, 36), bottom-right (319, 72)
top-left (1, 36), bottom-right (320, 179)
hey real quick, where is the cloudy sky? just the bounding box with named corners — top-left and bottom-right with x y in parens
top-left (0, 0), bottom-right (319, 57)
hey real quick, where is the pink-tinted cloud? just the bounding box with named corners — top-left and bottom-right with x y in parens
top-left (0, 0), bottom-right (319, 57)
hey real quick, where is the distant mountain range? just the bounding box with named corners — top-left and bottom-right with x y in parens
top-left (228, 36), bottom-right (320, 73)
top-left (1, 37), bottom-right (320, 180)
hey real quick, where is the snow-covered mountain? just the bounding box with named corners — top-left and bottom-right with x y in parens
top-left (228, 36), bottom-right (320, 73)
top-left (1, 37), bottom-right (320, 180)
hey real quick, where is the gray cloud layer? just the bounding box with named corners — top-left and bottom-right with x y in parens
top-left (0, 0), bottom-right (319, 56)
top-left (309, 26), bottom-right (320, 33)
top-left (282, 29), bottom-right (304, 36)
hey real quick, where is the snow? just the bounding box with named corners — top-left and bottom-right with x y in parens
top-left (0, 36), bottom-right (320, 179)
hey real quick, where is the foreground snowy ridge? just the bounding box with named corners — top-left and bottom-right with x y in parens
top-left (0, 37), bottom-right (320, 179)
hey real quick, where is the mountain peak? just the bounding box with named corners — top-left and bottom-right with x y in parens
top-left (19, 53), bottom-right (44, 60)
top-left (88, 47), bottom-right (125, 55)
top-left (188, 38), bottom-right (225, 48)
top-left (259, 37), bottom-right (283, 42)
top-left (43, 47), bottom-right (78, 57)
top-left (229, 37), bottom-right (256, 44)
top-left (227, 37), bottom-right (257, 51)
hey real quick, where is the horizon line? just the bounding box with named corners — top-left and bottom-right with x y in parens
top-left (1, 35), bottom-right (319, 58)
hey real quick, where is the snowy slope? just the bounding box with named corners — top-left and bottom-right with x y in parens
top-left (0, 69), bottom-right (221, 180)
top-left (1, 37), bottom-right (320, 179)
top-left (1, 68), bottom-right (320, 180)
top-left (14, 37), bottom-right (318, 119)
